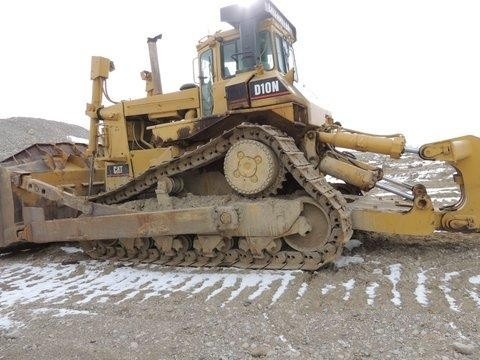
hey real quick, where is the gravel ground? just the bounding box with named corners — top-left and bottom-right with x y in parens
top-left (0, 235), bottom-right (478, 360)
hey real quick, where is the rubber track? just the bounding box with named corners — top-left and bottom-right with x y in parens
top-left (87, 124), bottom-right (353, 270)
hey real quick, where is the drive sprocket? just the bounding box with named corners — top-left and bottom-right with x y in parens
top-left (223, 139), bottom-right (285, 196)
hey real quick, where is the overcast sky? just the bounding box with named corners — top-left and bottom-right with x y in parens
top-left (1, 0), bottom-right (479, 145)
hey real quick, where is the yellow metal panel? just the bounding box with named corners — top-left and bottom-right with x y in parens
top-left (420, 136), bottom-right (480, 232)
top-left (352, 207), bottom-right (438, 236)
top-left (271, 105), bottom-right (294, 122)
top-left (103, 121), bottom-right (130, 159)
top-left (149, 119), bottom-right (195, 142)
top-left (130, 147), bottom-right (176, 177)
top-left (123, 88), bottom-right (199, 119)
top-left (90, 56), bottom-right (112, 80)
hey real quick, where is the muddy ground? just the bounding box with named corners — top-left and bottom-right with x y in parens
top-left (0, 154), bottom-right (479, 359)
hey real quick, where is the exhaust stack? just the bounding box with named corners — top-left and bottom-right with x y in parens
top-left (147, 34), bottom-right (163, 95)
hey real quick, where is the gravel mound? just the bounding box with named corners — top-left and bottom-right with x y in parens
top-left (0, 117), bottom-right (88, 161)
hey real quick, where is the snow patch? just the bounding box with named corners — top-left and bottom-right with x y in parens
top-left (278, 334), bottom-right (298, 353)
top-left (439, 271), bottom-right (461, 312)
top-left (60, 246), bottom-right (83, 254)
top-left (415, 269), bottom-right (429, 306)
top-left (344, 239), bottom-right (363, 252)
top-left (188, 277), bottom-right (224, 298)
top-left (0, 262), bottom-right (297, 309)
top-left (467, 275), bottom-right (480, 308)
top-left (334, 255), bottom-right (364, 268)
top-left (32, 308), bottom-right (97, 317)
top-left (296, 282), bottom-right (308, 300)
top-left (467, 290), bottom-right (480, 308)
top-left (385, 264), bottom-right (402, 306)
top-left (366, 282), bottom-right (379, 306)
top-left (67, 135), bottom-right (88, 144)
top-left (0, 313), bottom-right (23, 331)
top-left (270, 272), bottom-right (296, 305)
top-left (206, 275), bottom-right (238, 302)
top-left (342, 279), bottom-right (355, 301)
top-left (0, 316), bottom-right (14, 330)
top-left (321, 284), bottom-right (336, 295)
top-left (449, 322), bottom-right (468, 340)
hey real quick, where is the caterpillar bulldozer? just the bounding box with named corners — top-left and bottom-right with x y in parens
top-left (1, 0), bottom-right (479, 270)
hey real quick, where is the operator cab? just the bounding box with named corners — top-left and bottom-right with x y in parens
top-left (196, 0), bottom-right (300, 117)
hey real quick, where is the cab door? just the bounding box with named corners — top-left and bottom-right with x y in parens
top-left (199, 49), bottom-right (214, 117)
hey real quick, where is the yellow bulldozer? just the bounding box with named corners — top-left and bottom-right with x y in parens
top-left (1, 0), bottom-right (479, 270)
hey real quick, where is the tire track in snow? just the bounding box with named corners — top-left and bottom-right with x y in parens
top-left (386, 264), bottom-right (402, 306)
top-left (0, 260), bottom-right (478, 315)
top-left (0, 262), bottom-right (297, 309)
top-left (439, 272), bottom-right (462, 312)
top-left (415, 269), bottom-right (430, 306)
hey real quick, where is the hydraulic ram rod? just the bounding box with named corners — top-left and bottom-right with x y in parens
top-left (375, 181), bottom-right (414, 200)
top-left (318, 131), bottom-right (406, 158)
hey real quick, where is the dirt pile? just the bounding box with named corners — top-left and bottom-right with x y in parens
top-left (0, 117), bottom-right (88, 161)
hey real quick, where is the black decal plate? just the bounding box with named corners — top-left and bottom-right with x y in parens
top-left (226, 82), bottom-right (250, 110)
top-left (249, 77), bottom-right (289, 100)
top-left (107, 164), bottom-right (130, 177)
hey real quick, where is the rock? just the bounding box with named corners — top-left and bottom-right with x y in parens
top-left (452, 342), bottom-right (476, 355)
top-left (129, 341), bottom-right (139, 350)
top-left (61, 259), bottom-right (79, 265)
top-left (250, 345), bottom-right (268, 358)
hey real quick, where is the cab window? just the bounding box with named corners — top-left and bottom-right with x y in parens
top-left (220, 31), bottom-right (274, 77)
top-left (257, 31), bottom-right (274, 70)
top-left (222, 39), bottom-right (240, 78)
top-left (275, 34), bottom-right (298, 81)
top-left (199, 49), bottom-right (214, 116)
